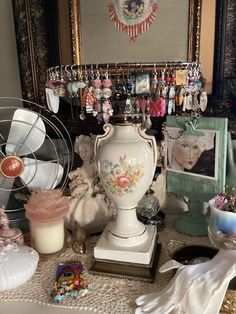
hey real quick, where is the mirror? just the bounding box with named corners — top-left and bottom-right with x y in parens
top-left (12, 0), bottom-right (236, 133)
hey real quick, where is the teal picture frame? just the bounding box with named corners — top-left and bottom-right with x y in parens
top-left (166, 116), bottom-right (228, 201)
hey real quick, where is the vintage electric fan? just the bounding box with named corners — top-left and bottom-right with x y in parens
top-left (0, 97), bottom-right (73, 232)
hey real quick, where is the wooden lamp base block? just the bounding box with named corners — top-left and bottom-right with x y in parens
top-left (89, 236), bottom-right (161, 283)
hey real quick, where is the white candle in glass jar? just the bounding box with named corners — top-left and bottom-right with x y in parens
top-left (30, 218), bottom-right (65, 254)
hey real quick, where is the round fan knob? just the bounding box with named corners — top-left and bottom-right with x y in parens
top-left (0, 155), bottom-right (25, 178)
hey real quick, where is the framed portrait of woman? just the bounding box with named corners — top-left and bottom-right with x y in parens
top-left (166, 116), bottom-right (228, 200)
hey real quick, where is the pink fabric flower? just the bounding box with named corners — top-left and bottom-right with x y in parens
top-left (213, 195), bottom-right (227, 209)
top-left (24, 189), bottom-right (69, 222)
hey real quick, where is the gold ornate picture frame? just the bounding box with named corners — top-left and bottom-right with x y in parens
top-left (70, 0), bottom-right (201, 65)
top-left (12, 0), bottom-right (236, 134)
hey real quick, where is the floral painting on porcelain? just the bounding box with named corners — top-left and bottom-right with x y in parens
top-left (101, 155), bottom-right (144, 196)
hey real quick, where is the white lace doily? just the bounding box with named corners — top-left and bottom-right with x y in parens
top-left (0, 215), bottom-right (212, 313)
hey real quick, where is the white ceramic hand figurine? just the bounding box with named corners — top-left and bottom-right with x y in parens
top-left (135, 249), bottom-right (236, 314)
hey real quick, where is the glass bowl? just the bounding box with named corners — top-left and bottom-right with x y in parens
top-left (208, 203), bottom-right (236, 250)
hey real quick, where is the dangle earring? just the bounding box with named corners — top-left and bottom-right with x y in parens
top-left (176, 84), bottom-right (185, 107)
top-left (192, 63), bottom-right (203, 112)
top-left (58, 67), bottom-right (66, 97)
top-left (151, 65), bottom-right (159, 94)
top-left (181, 65), bottom-right (189, 112)
top-left (85, 67), bottom-right (94, 114)
top-left (101, 67), bottom-right (113, 123)
top-left (125, 69), bottom-right (133, 94)
top-left (66, 65), bottom-right (80, 119)
top-left (45, 67), bottom-right (60, 113)
top-left (168, 69), bottom-right (176, 114)
top-left (52, 66), bottom-right (65, 97)
top-left (70, 64), bottom-right (80, 119)
top-left (199, 90), bottom-right (208, 112)
top-left (195, 62), bottom-right (208, 112)
top-left (92, 66), bottom-right (102, 120)
top-left (77, 67), bottom-right (87, 120)
top-left (157, 69), bottom-right (166, 117)
top-left (66, 65), bottom-right (75, 99)
top-left (70, 64), bottom-right (80, 97)
top-left (64, 65), bottom-right (76, 119)
top-left (164, 69), bottom-right (171, 85)
top-left (149, 66), bottom-right (160, 117)
top-left (124, 70), bottom-right (133, 115)
top-left (114, 70), bottom-right (124, 114)
top-left (168, 85), bottom-right (175, 114)
top-left (193, 63), bottom-right (202, 91)
top-left (150, 79), bottom-right (166, 117)
top-left (182, 91), bottom-right (189, 112)
top-left (186, 91), bottom-right (193, 111)
top-left (81, 66), bottom-right (94, 116)
top-left (66, 65), bottom-right (73, 96)
top-left (145, 98), bottom-right (152, 129)
top-left (134, 97), bottom-right (140, 121)
top-left (157, 69), bottom-right (167, 117)
top-left (46, 68), bottom-right (55, 89)
top-left (186, 65), bottom-right (194, 111)
top-left (139, 97), bottom-right (147, 128)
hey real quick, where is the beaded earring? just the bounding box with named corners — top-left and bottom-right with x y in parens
top-left (69, 65), bottom-right (80, 119)
top-left (81, 67), bottom-right (94, 119)
top-left (160, 68), bottom-right (169, 112)
top-left (85, 67), bottom-right (94, 114)
top-left (66, 65), bottom-right (73, 96)
top-left (115, 71), bottom-right (124, 100)
top-left (164, 67), bottom-right (174, 114)
top-left (77, 67), bottom-right (87, 120)
top-left (151, 66), bottom-right (159, 94)
top-left (114, 70), bottom-right (125, 115)
top-left (145, 99), bottom-right (152, 129)
top-left (70, 64), bottom-right (81, 98)
top-left (50, 66), bottom-right (66, 98)
top-left (124, 70), bottom-right (133, 114)
top-left (92, 67), bottom-right (102, 118)
top-left (101, 67), bottom-right (113, 123)
top-left (149, 67), bottom-right (160, 117)
top-left (168, 86), bottom-right (176, 114)
top-left (46, 68), bottom-right (55, 89)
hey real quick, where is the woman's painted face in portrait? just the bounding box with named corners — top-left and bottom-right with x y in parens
top-left (78, 144), bottom-right (93, 161)
top-left (172, 136), bottom-right (205, 170)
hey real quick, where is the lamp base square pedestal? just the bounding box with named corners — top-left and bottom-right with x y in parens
top-left (94, 224), bottom-right (157, 264)
top-left (90, 225), bottom-right (161, 282)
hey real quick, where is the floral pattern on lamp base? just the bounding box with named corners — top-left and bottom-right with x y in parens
top-left (101, 155), bottom-right (144, 196)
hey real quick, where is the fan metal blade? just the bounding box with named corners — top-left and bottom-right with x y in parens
top-left (20, 158), bottom-right (64, 191)
top-left (0, 175), bottom-right (14, 206)
top-left (6, 109), bottom-right (46, 156)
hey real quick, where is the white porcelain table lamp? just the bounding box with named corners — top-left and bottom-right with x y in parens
top-left (91, 123), bottom-right (160, 281)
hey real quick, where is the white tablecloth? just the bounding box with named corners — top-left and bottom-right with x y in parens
top-left (0, 214), bottom-right (224, 314)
